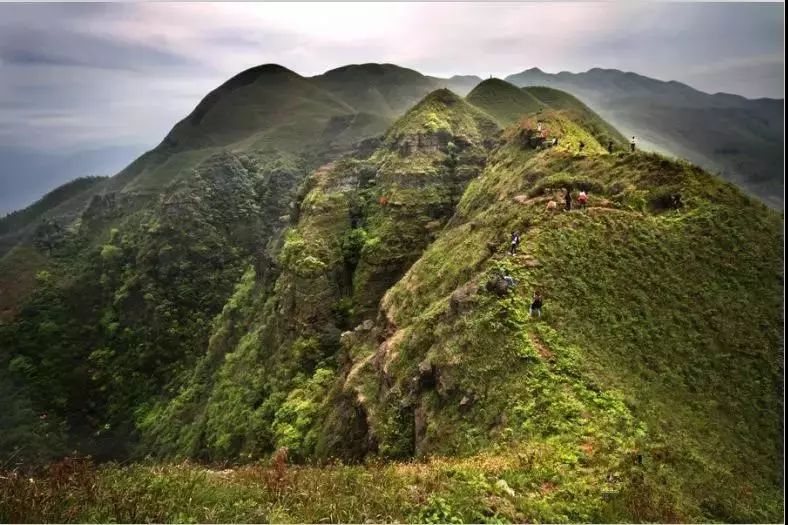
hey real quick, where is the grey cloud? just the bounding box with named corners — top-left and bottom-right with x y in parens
top-left (0, 26), bottom-right (201, 72)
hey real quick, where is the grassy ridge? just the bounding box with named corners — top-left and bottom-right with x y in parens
top-left (337, 113), bottom-right (783, 520)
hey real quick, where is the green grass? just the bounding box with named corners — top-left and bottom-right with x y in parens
top-left (0, 445), bottom-right (673, 524)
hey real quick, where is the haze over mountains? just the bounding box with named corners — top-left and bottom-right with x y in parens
top-left (505, 67), bottom-right (785, 208)
top-left (1, 63), bottom-right (783, 215)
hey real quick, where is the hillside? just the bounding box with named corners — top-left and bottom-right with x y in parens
top-left (466, 78), bottom-right (543, 125)
top-left (506, 67), bottom-right (785, 208)
top-left (466, 80), bottom-right (627, 149)
top-left (0, 72), bottom-right (783, 522)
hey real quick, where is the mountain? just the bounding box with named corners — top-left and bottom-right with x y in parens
top-left (0, 74), bottom-right (783, 523)
top-left (428, 74), bottom-right (485, 96)
top-left (467, 80), bottom-right (627, 148)
top-left (466, 78), bottom-right (543, 125)
top-left (506, 67), bottom-right (785, 208)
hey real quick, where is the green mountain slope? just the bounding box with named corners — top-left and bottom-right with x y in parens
top-left (136, 88), bottom-right (500, 462)
top-left (0, 64), bottom-right (445, 331)
top-left (0, 71), bottom-right (783, 523)
top-left (506, 67), bottom-right (784, 208)
top-left (466, 78), bottom-right (543, 125)
top-left (465, 79), bottom-right (627, 149)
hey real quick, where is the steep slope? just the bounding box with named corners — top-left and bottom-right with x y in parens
top-left (0, 63), bottom-right (455, 340)
top-left (136, 89), bottom-right (501, 461)
top-left (506, 67), bottom-right (785, 208)
top-left (331, 113), bottom-right (783, 521)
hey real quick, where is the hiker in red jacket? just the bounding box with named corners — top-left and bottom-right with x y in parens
top-left (577, 190), bottom-right (588, 209)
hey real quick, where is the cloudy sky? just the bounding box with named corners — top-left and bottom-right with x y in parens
top-left (0, 2), bottom-right (784, 213)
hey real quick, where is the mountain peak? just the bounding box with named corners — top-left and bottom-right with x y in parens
top-left (421, 87), bottom-right (463, 106)
top-left (319, 63), bottom-right (425, 79)
top-left (219, 63), bottom-right (300, 91)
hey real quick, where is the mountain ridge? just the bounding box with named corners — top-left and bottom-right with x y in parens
top-left (0, 71), bottom-right (783, 522)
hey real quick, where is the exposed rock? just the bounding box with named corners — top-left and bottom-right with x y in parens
top-left (356, 319), bottom-right (375, 332)
top-left (450, 282), bottom-right (477, 314)
top-left (436, 368), bottom-right (456, 398)
top-left (418, 359), bottom-right (436, 389)
top-left (495, 479), bottom-right (516, 497)
top-left (459, 394), bottom-right (474, 413)
top-left (485, 277), bottom-right (510, 297)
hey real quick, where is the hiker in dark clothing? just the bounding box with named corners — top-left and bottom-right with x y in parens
top-left (579, 141), bottom-right (585, 153)
top-left (564, 188), bottom-right (572, 211)
top-left (530, 290), bottom-right (543, 318)
top-left (607, 140), bottom-right (613, 154)
top-left (509, 231), bottom-right (521, 255)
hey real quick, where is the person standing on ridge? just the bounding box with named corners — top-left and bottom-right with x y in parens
top-left (564, 188), bottom-right (572, 211)
top-left (530, 290), bottom-right (543, 318)
top-left (509, 231), bottom-right (521, 255)
top-left (630, 136), bottom-right (637, 152)
top-left (608, 140), bottom-right (613, 154)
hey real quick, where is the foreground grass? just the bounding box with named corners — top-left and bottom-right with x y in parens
top-left (0, 447), bottom-right (677, 524)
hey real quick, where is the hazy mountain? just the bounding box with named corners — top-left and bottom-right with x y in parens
top-left (506, 67), bottom-right (785, 208)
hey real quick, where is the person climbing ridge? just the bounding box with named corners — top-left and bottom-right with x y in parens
top-left (630, 136), bottom-right (637, 152)
top-left (530, 290), bottom-right (543, 318)
top-left (509, 231), bottom-right (521, 255)
top-left (577, 190), bottom-right (588, 209)
top-left (579, 141), bottom-right (585, 153)
top-left (608, 140), bottom-right (613, 154)
top-left (503, 274), bottom-right (517, 289)
top-left (564, 188), bottom-right (572, 211)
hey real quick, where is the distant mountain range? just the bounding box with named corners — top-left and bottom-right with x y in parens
top-left (1, 63), bottom-right (783, 216)
top-left (505, 67), bottom-right (784, 208)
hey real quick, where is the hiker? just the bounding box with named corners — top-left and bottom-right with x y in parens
top-left (530, 290), bottom-right (543, 318)
top-left (630, 136), bottom-right (637, 152)
top-left (552, 138), bottom-right (558, 147)
top-left (577, 190), bottom-right (588, 208)
top-left (503, 275), bottom-right (517, 289)
top-left (564, 188), bottom-right (572, 211)
top-left (509, 231), bottom-right (521, 255)
top-left (579, 141), bottom-right (585, 153)
top-left (545, 200), bottom-right (558, 212)
top-left (607, 140), bottom-right (613, 154)
top-left (537, 122), bottom-right (543, 132)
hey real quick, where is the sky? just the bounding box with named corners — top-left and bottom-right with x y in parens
top-left (0, 2), bottom-right (784, 214)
